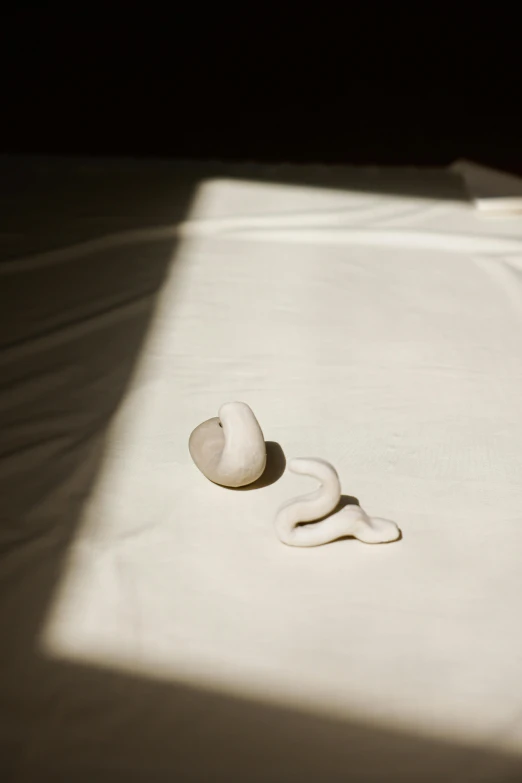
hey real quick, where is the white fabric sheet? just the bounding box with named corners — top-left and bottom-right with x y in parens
top-left (2, 158), bottom-right (522, 782)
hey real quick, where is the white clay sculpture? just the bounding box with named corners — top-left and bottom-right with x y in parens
top-left (189, 401), bottom-right (267, 488)
top-left (275, 457), bottom-right (400, 547)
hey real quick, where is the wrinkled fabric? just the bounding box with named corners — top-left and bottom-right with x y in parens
top-left (2, 158), bottom-right (522, 782)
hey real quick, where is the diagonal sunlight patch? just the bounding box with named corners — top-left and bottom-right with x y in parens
top-left (40, 175), bottom-right (522, 756)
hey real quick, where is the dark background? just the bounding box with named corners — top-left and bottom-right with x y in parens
top-left (1, 6), bottom-right (520, 171)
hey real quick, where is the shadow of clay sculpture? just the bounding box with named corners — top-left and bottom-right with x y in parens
top-left (189, 402), bottom-right (267, 488)
top-left (275, 457), bottom-right (400, 547)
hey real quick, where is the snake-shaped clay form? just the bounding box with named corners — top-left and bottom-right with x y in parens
top-left (275, 458), bottom-right (400, 547)
top-left (189, 401), bottom-right (267, 488)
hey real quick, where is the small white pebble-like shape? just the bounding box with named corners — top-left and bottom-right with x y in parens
top-left (189, 402), bottom-right (266, 488)
top-left (275, 457), bottom-right (400, 547)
